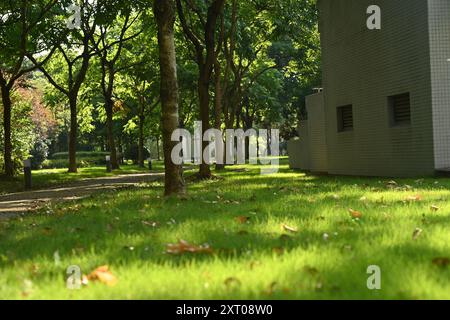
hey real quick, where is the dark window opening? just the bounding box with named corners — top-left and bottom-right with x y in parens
top-left (337, 105), bottom-right (353, 132)
top-left (389, 93), bottom-right (411, 125)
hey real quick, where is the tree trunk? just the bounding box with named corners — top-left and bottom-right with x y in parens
top-left (243, 100), bottom-right (252, 162)
top-left (68, 94), bottom-right (78, 173)
top-left (176, 0), bottom-right (225, 179)
top-left (154, 0), bottom-right (185, 196)
top-left (118, 135), bottom-right (123, 164)
top-left (198, 67), bottom-right (212, 178)
top-left (214, 62), bottom-right (224, 171)
top-left (243, 118), bottom-right (250, 162)
top-left (1, 85), bottom-right (14, 177)
top-left (138, 114), bottom-right (145, 167)
top-left (156, 136), bottom-right (160, 160)
top-left (213, 63), bottom-right (222, 130)
top-left (105, 98), bottom-right (120, 170)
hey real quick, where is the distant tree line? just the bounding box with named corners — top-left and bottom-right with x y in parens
top-left (0, 0), bottom-right (321, 195)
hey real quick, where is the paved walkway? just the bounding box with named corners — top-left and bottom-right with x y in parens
top-left (0, 173), bottom-right (163, 219)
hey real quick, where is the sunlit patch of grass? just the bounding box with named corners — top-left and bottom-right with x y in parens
top-left (0, 159), bottom-right (448, 299)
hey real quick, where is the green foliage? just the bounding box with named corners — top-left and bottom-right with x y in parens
top-left (1, 0), bottom-right (321, 169)
top-left (30, 138), bottom-right (50, 170)
top-left (0, 90), bottom-right (35, 173)
top-left (44, 151), bottom-right (111, 169)
top-left (50, 151), bottom-right (110, 160)
top-left (46, 151), bottom-right (109, 169)
top-left (42, 159), bottom-right (92, 169)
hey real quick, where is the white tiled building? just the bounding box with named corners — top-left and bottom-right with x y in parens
top-left (290, 0), bottom-right (450, 177)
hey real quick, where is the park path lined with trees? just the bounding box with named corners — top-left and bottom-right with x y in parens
top-left (0, 1), bottom-right (449, 302)
top-left (1, 0), bottom-right (321, 195)
top-left (0, 172), bottom-right (162, 217)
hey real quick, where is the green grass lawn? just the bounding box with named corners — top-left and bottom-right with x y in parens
top-left (0, 162), bottom-right (163, 195)
top-left (0, 160), bottom-right (448, 299)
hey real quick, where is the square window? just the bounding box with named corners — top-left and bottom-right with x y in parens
top-left (389, 93), bottom-right (411, 125)
top-left (337, 105), bottom-right (353, 132)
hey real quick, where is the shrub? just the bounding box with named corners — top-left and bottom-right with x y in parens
top-left (44, 151), bottom-right (112, 169)
top-left (41, 159), bottom-right (91, 169)
top-left (50, 151), bottom-right (110, 160)
top-left (30, 139), bottom-right (50, 170)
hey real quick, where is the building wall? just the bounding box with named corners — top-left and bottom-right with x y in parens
top-left (290, 120), bottom-right (311, 170)
top-left (306, 92), bottom-right (328, 173)
top-left (428, 0), bottom-right (450, 170)
top-left (288, 138), bottom-right (304, 169)
top-left (318, 0), bottom-right (435, 177)
top-left (298, 120), bottom-right (311, 170)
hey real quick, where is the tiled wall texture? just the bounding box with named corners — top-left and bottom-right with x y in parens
top-left (305, 92), bottom-right (328, 173)
top-left (316, 0), bottom-right (449, 176)
top-left (429, 0), bottom-right (450, 170)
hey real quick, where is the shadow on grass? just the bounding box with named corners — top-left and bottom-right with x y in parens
top-left (1, 179), bottom-right (447, 265)
top-left (0, 162), bottom-right (448, 299)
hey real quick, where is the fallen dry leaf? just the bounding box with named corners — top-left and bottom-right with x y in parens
top-left (81, 275), bottom-right (89, 286)
top-left (386, 180), bottom-right (398, 187)
top-left (235, 216), bottom-right (251, 224)
top-left (87, 265), bottom-right (117, 286)
top-left (412, 228), bottom-right (423, 240)
top-left (432, 257), bottom-right (449, 267)
top-left (21, 279), bottom-right (34, 298)
top-left (303, 266), bottom-right (319, 276)
top-left (224, 277), bottom-right (241, 287)
top-left (30, 264), bottom-right (40, 276)
top-left (249, 261), bottom-right (262, 270)
top-left (343, 245), bottom-right (352, 251)
top-left (264, 281), bottom-right (279, 295)
top-left (166, 239), bottom-right (213, 255)
top-left (405, 195), bottom-right (422, 202)
top-left (349, 208), bottom-right (363, 219)
top-left (272, 247), bottom-right (284, 256)
top-left (315, 281), bottom-right (324, 291)
top-left (430, 205), bottom-right (440, 212)
top-left (142, 220), bottom-right (159, 227)
top-left (282, 224), bottom-right (298, 233)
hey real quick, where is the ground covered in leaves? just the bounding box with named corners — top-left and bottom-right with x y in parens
top-left (0, 160), bottom-right (449, 299)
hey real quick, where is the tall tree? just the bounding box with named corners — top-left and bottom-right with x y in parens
top-left (26, 0), bottom-right (101, 173)
top-left (90, 4), bottom-right (145, 169)
top-left (112, 12), bottom-right (160, 168)
top-left (0, 0), bottom-right (57, 176)
top-left (176, 0), bottom-right (226, 179)
top-left (154, 0), bottom-right (185, 196)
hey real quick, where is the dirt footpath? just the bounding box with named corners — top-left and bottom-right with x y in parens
top-left (0, 173), bottom-right (163, 219)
